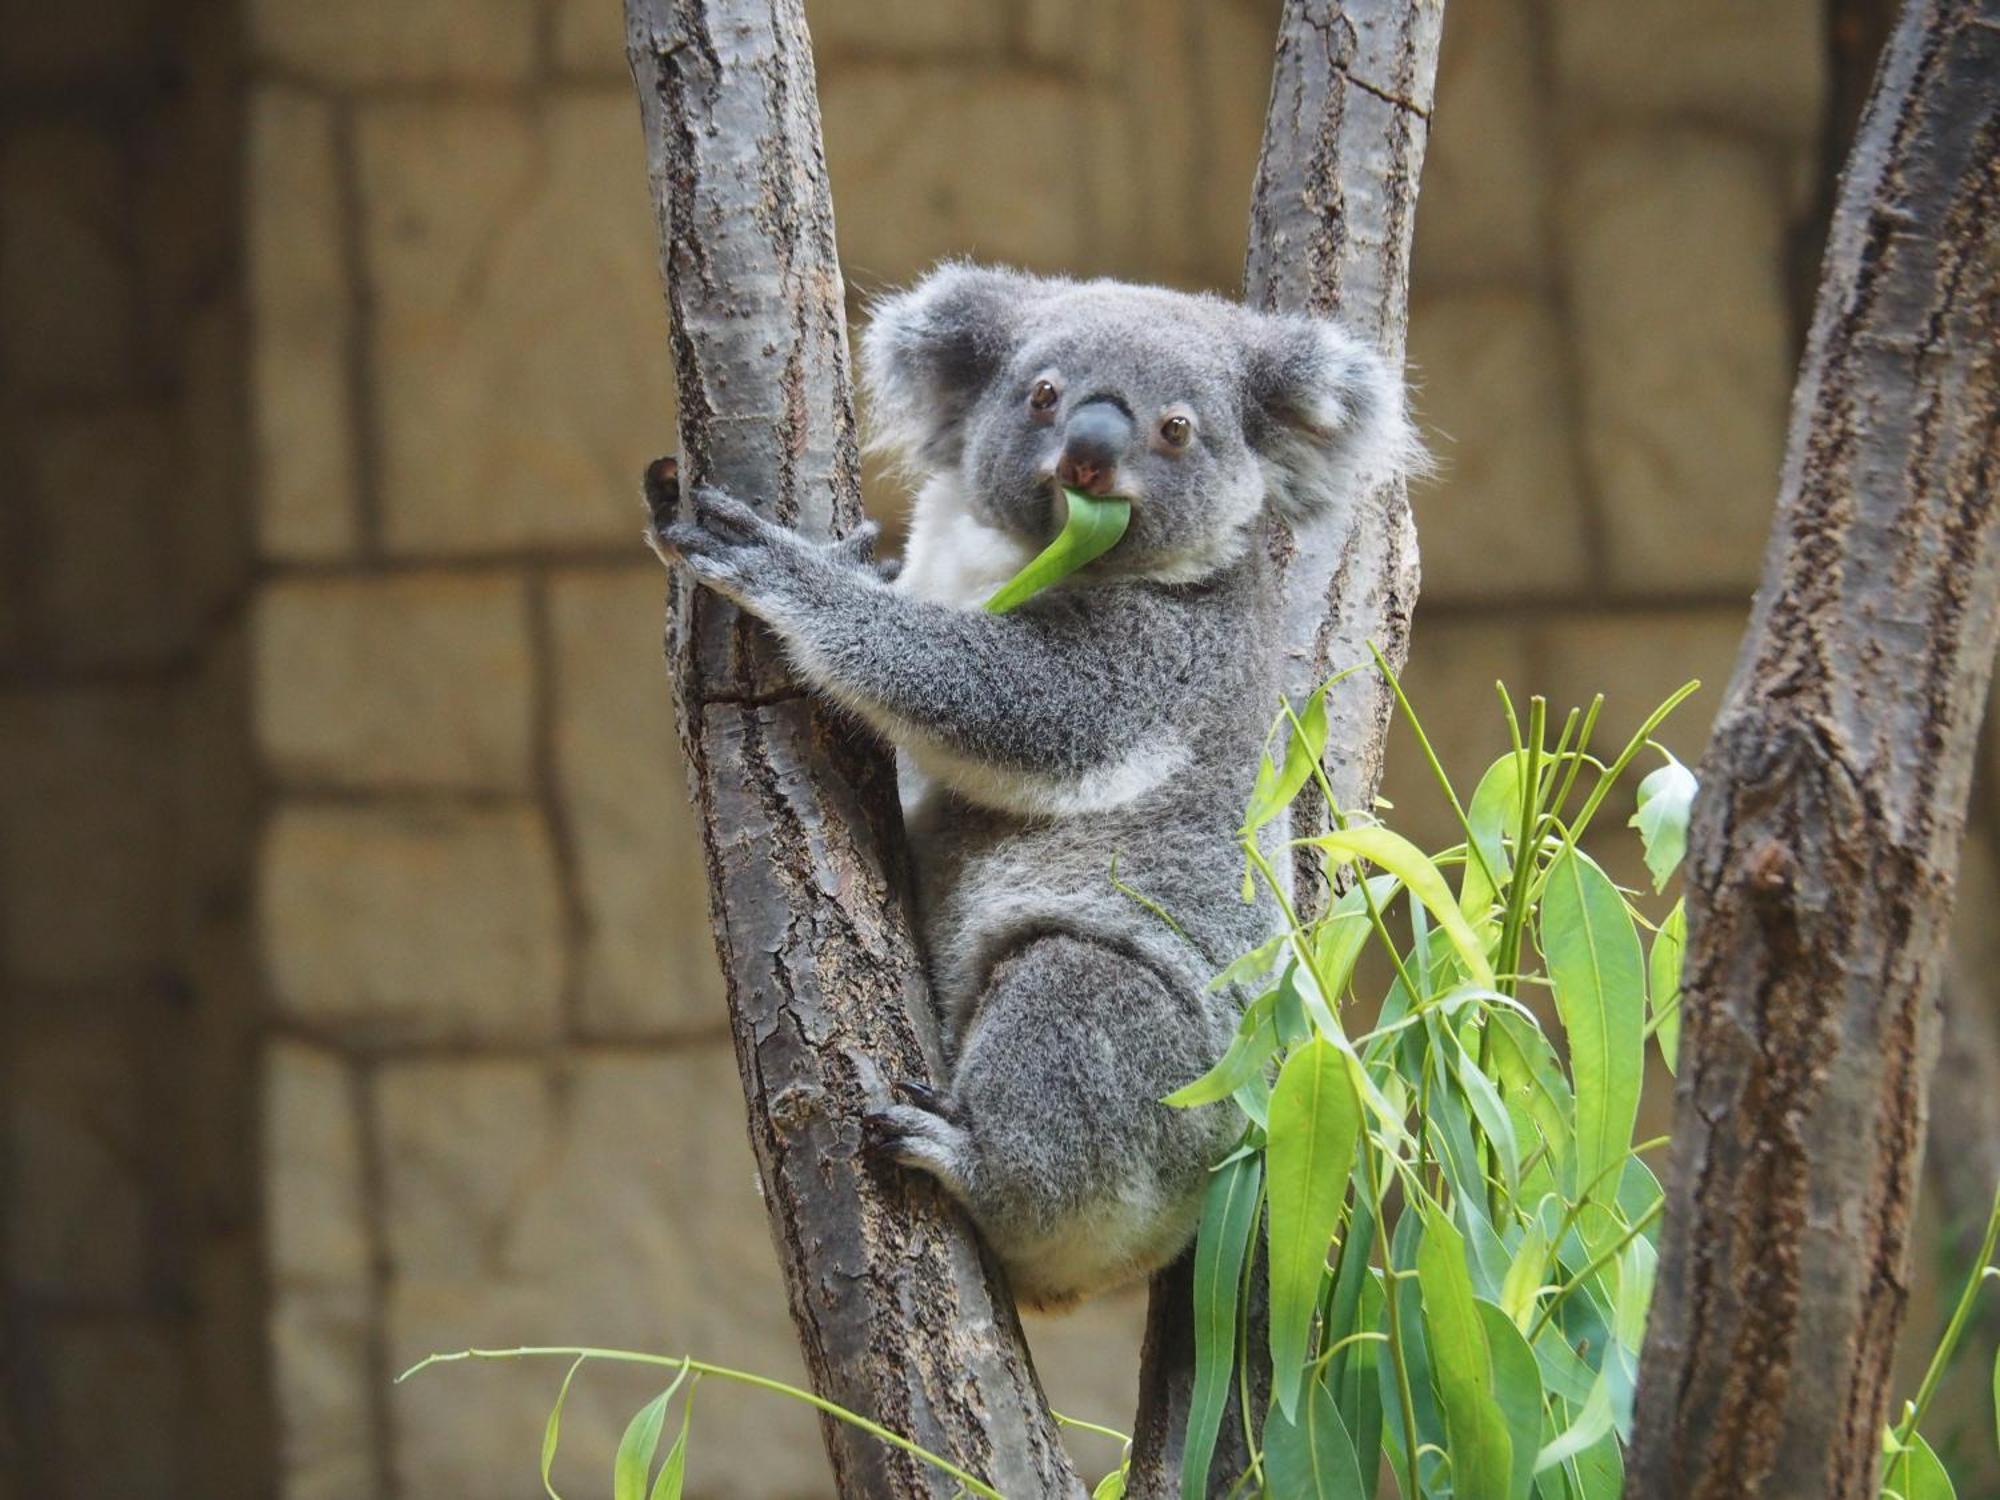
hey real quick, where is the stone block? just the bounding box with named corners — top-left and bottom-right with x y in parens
top-left (260, 804), bottom-right (564, 1043)
top-left (0, 688), bottom-right (174, 985)
top-left (249, 0), bottom-right (536, 83)
top-left (1188, 0), bottom-right (1277, 288)
top-left (7, 1010), bottom-right (151, 1301)
top-left (1561, 132), bottom-right (1791, 593)
top-left (250, 87), bottom-right (358, 562)
top-left (1414, 0), bottom-right (1549, 285)
top-left (1552, 0), bottom-right (1825, 140)
top-left (254, 574), bottom-right (534, 792)
top-left (552, 0), bottom-right (625, 74)
top-left (1530, 605), bottom-right (1749, 805)
top-left (357, 96), bottom-right (678, 554)
top-left (272, 1289), bottom-right (379, 1500)
top-left (376, 1058), bottom-right (551, 1276)
top-left (44, 1317), bottom-right (187, 1496)
top-left (806, 0), bottom-right (1007, 56)
top-left (0, 0), bottom-right (156, 82)
top-left (821, 66), bottom-right (1090, 288)
top-left (0, 124), bottom-right (137, 394)
top-left (1408, 291), bottom-right (1589, 600)
top-left (19, 403), bottom-right (191, 666)
top-left (549, 568), bottom-right (724, 1037)
top-left (384, 1048), bottom-right (827, 1497)
top-left (264, 1041), bottom-right (370, 1290)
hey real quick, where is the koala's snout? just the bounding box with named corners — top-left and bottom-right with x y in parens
top-left (1055, 399), bottom-right (1133, 497)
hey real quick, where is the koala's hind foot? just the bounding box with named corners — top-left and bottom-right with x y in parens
top-left (864, 1080), bottom-right (975, 1200)
top-left (872, 934), bottom-right (1236, 1309)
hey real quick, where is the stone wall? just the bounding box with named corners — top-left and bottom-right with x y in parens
top-left (13, 0), bottom-right (1993, 1496)
top-left (0, 0), bottom-right (267, 1496)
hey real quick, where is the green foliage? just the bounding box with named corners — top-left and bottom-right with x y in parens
top-left (1171, 668), bottom-right (1696, 1498)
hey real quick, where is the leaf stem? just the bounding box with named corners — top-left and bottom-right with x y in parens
top-left (1893, 1181), bottom-right (2000, 1445)
top-left (398, 1346), bottom-right (1005, 1500)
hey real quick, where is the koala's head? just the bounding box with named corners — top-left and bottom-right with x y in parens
top-left (861, 263), bottom-right (1423, 582)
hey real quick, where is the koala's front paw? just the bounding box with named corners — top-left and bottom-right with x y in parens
top-left (654, 487), bottom-right (803, 615)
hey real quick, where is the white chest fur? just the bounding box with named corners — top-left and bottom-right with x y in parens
top-left (894, 474), bottom-right (1033, 610)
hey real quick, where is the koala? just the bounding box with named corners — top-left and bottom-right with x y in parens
top-left (655, 265), bottom-right (1420, 1308)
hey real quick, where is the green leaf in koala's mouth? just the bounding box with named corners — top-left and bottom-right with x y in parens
top-left (983, 487), bottom-right (1132, 615)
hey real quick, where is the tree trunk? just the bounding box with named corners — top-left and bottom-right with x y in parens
top-left (623, 4), bottom-right (1080, 1496)
top-left (1628, 2), bottom-right (2000, 1495)
top-left (1126, 4), bottom-right (1443, 1494)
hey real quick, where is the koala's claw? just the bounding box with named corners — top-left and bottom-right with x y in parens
top-left (891, 1077), bottom-right (968, 1126)
top-left (690, 486), bottom-right (769, 542)
top-left (861, 1099), bottom-right (973, 1199)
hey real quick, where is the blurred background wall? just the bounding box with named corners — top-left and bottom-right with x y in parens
top-left (2, 0), bottom-right (1994, 1497)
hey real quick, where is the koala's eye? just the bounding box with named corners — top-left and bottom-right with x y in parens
top-left (1160, 414), bottom-right (1193, 448)
top-left (1028, 379), bottom-right (1060, 413)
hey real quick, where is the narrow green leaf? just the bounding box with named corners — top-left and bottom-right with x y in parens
top-left (1628, 753), bottom-right (1697, 892)
top-left (1268, 1040), bottom-right (1363, 1420)
top-left (1415, 1207), bottom-right (1515, 1500)
top-left (1478, 1300), bottom-right (1543, 1500)
top-left (1993, 1341), bottom-right (1999, 1458)
top-left (1648, 898), bottom-right (1685, 1074)
top-left (1181, 1152), bottom-right (1262, 1499)
top-left (1092, 1464), bottom-right (1129, 1500)
top-left (1312, 875), bottom-right (1402, 1000)
top-left (648, 1387), bottom-right (693, 1500)
top-left (540, 1354), bottom-right (588, 1500)
top-left (1263, 1374), bottom-right (1367, 1499)
top-left (1535, 1373), bottom-right (1614, 1474)
top-left (1500, 1224), bottom-right (1550, 1331)
top-left (983, 487), bottom-right (1131, 614)
top-left (1314, 826), bottom-right (1498, 989)
top-left (1461, 752), bottom-right (1525, 920)
top-left (1164, 993), bottom-right (1279, 1107)
top-left (1541, 847), bottom-right (1645, 1229)
top-left (1245, 683), bottom-right (1331, 836)
top-left (614, 1388), bottom-right (673, 1500)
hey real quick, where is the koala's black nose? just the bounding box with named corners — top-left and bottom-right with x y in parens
top-left (1056, 399), bottom-right (1133, 497)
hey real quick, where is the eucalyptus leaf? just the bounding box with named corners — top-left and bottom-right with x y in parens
top-left (1535, 1372), bottom-right (1614, 1474)
top-left (1182, 1151), bottom-right (1262, 1499)
top-left (540, 1354), bottom-right (588, 1500)
top-left (1416, 1207), bottom-right (1515, 1500)
top-left (648, 1388), bottom-right (693, 1500)
top-left (1263, 1374), bottom-right (1367, 1499)
top-left (1541, 847), bottom-right (1645, 1230)
top-left (1269, 1040), bottom-right (1363, 1420)
top-left (614, 1379), bottom-right (679, 1500)
top-left (1881, 1428), bottom-right (1955, 1500)
top-left (1313, 826), bottom-right (1498, 989)
top-left (1478, 1300), bottom-right (1543, 1500)
top-left (1628, 753), bottom-right (1697, 892)
top-left (1164, 993), bottom-right (1279, 1108)
top-left (1648, 898), bottom-right (1685, 1074)
top-left (983, 487), bottom-right (1131, 614)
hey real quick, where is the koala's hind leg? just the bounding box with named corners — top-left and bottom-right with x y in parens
top-left (870, 933), bottom-right (1235, 1308)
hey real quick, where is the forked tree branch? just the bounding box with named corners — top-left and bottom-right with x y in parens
top-left (1629, 2), bottom-right (2000, 1494)
top-left (624, 3), bottom-right (1079, 1495)
top-left (1127, 3), bottom-right (1443, 1493)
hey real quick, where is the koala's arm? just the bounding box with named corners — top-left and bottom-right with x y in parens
top-left (656, 488), bottom-right (1191, 777)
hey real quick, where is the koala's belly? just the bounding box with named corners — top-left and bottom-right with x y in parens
top-left (903, 780), bottom-right (1276, 1038)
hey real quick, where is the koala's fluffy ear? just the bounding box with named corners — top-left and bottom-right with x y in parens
top-left (1243, 316), bottom-right (1426, 526)
top-left (861, 263), bottom-right (1041, 469)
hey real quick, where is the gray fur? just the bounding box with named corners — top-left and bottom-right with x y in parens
top-left (657, 264), bottom-right (1419, 1308)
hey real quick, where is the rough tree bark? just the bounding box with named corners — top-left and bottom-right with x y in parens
top-left (1126, 4), bottom-right (1443, 1494)
top-left (623, 4), bottom-right (1080, 1496)
top-left (1629, 2), bottom-right (2000, 1496)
